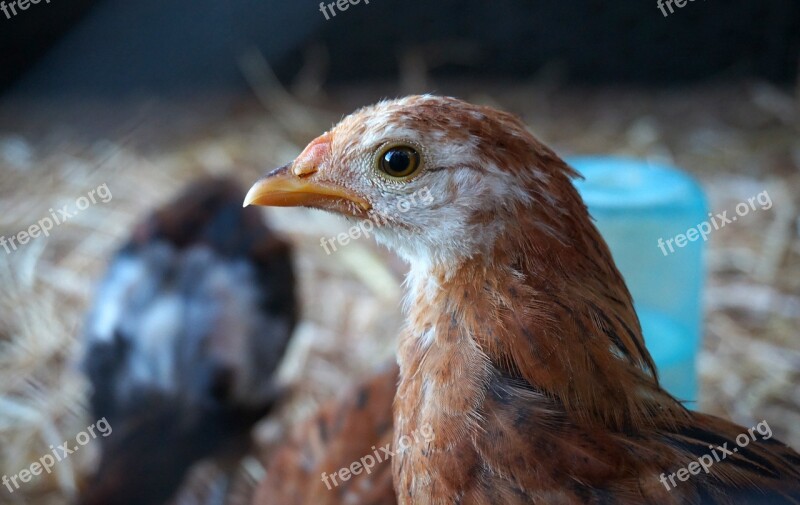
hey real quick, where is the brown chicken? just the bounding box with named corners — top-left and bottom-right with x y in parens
top-left (80, 176), bottom-right (297, 505)
top-left (245, 95), bottom-right (800, 504)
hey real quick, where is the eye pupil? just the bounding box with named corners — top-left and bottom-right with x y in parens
top-left (386, 150), bottom-right (410, 173)
top-left (379, 146), bottom-right (420, 178)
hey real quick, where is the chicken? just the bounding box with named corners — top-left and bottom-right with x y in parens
top-left (254, 363), bottom-right (398, 505)
top-left (79, 176), bottom-right (297, 505)
top-left (244, 95), bottom-right (800, 504)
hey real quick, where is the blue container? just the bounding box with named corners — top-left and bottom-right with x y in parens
top-left (569, 156), bottom-right (708, 405)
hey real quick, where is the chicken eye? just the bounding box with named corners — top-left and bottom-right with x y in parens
top-left (378, 146), bottom-right (421, 179)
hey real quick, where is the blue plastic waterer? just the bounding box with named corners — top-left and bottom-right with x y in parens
top-left (569, 156), bottom-right (708, 405)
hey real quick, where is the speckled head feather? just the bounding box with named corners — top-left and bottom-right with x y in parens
top-left (325, 95), bottom-right (576, 267)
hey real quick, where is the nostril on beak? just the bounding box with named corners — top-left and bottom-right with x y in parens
top-left (293, 162), bottom-right (317, 177)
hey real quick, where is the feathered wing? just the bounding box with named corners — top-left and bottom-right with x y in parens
top-left (460, 375), bottom-right (800, 504)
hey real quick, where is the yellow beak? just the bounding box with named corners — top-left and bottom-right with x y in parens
top-left (243, 164), bottom-right (371, 216)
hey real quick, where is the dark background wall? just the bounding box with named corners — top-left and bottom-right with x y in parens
top-left (0, 0), bottom-right (798, 98)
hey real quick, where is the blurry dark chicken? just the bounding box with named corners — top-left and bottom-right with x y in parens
top-left (79, 176), bottom-right (296, 505)
top-left (245, 96), bottom-right (800, 504)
